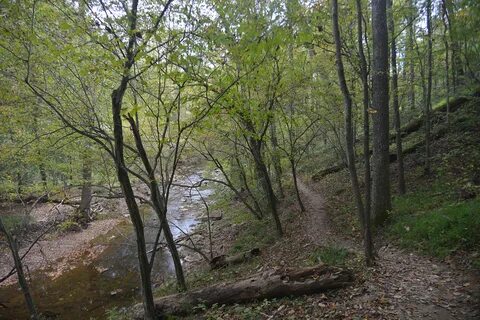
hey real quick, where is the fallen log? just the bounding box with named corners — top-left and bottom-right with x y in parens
top-left (312, 163), bottom-right (347, 181)
top-left (210, 248), bottom-right (260, 269)
top-left (388, 96), bottom-right (469, 142)
top-left (132, 264), bottom-right (353, 318)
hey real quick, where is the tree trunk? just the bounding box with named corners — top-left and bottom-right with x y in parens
top-left (270, 119), bottom-right (285, 199)
top-left (371, 0), bottom-right (391, 225)
top-left (332, 0), bottom-right (373, 265)
top-left (250, 137), bottom-right (283, 236)
top-left (78, 149), bottom-right (92, 220)
top-left (425, 0), bottom-right (433, 175)
top-left (355, 0), bottom-right (374, 265)
top-left (442, 0), bottom-right (451, 125)
top-left (127, 116), bottom-right (187, 291)
top-left (0, 218), bottom-right (39, 319)
top-left (388, 0), bottom-right (406, 195)
top-left (112, 87), bottom-right (157, 319)
top-left (290, 158), bottom-right (305, 212)
top-left (407, 0), bottom-right (416, 110)
top-left (33, 102), bottom-right (47, 191)
top-left (132, 265), bottom-right (353, 318)
top-left (109, 2), bottom-right (158, 314)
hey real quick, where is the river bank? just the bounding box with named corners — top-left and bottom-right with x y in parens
top-left (0, 170), bottom-right (215, 319)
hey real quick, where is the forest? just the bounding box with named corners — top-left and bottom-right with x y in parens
top-left (0, 0), bottom-right (479, 319)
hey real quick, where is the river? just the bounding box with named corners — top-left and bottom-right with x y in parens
top-left (0, 172), bottom-right (213, 320)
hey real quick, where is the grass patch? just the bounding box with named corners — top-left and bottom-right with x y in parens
top-left (309, 246), bottom-right (349, 266)
top-left (390, 199), bottom-right (480, 257)
top-left (391, 183), bottom-right (455, 217)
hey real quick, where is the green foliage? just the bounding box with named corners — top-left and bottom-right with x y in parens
top-left (309, 246), bottom-right (349, 266)
top-left (390, 199), bottom-right (480, 257)
top-left (231, 218), bottom-right (276, 254)
top-left (392, 183), bottom-right (455, 217)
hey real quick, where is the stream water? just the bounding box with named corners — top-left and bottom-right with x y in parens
top-left (0, 172), bottom-right (213, 320)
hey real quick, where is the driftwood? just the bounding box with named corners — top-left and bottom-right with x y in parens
top-left (133, 264), bottom-right (353, 318)
top-left (210, 248), bottom-right (260, 269)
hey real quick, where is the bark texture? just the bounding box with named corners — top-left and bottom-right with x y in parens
top-left (388, 0), bottom-right (406, 195)
top-left (371, 0), bottom-right (391, 225)
top-left (133, 265), bottom-right (353, 318)
top-left (355, 0), bottom-right (375, 265)
top-left (425, 0), bottom-right (433, 175)
top-left (0, 218), bottom-right (39, 319)
top-left (331, 0), bottom-right (370, 261)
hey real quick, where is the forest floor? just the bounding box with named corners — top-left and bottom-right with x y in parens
top-left (160, 97), bottom-right (480, 320)
top-left (173, 175), bottom-right (479, 320)
top-left (2, 99), bottom-right (479, 319)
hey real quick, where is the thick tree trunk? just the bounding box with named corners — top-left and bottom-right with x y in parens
top-left (371, 0), bottom-right (391, 225)
top-left (0, 218), bottom-right (39, 319)
top-left (355, 0), bottom-right (374, 265)
top-left (388, 0), bottom-right (406, 195)
top-left (332, 0), bottom-right (373, 265)
top-left (133, 265), bottom-right (353, 318)
top-left (425, 0), bottom-right (433, 175)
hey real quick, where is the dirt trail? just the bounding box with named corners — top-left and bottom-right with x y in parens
top-left (297, 178), bottom-right (480, 320)
top-left (296, 179), bottom-right (357, 250)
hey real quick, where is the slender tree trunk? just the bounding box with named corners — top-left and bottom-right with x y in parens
top-left (0, 218), bottom-right (39, 319)
top-left (290, 158), bottom-right (305, 212)
top-left (127, 116), bottom-right (187, 291)
top-left (332, 0), bottom-right (373, 265)
top-left (425, 0), bottom-right (433, 175)
top-left (371, 0), bottom-right (391, 225)
top-left (112, 87), bottom-right (157, 320)
top-left (78, 149), bottom-right (92, 219)
top-left (355, 0), bottom-right (374, 265)
top-left (442, 0), bottom-right (451, 125)
top-left (33, 102), bottom-right (47, 191)
top-left (109, 2), bottom-right (157, 317)
top-left (270, 119), bottom-right (285, 199)
top-left (76, 0), bottom-right (92, 220)
top-left (388, 0), bottom-right (406, 195)
top-left (250, 138), bottom-right (283, 237)
top-left (408, 0), bottom-right (416, 110)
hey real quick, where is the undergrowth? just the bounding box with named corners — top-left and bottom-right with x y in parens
top-left (390, 198), bottom-right (480, 258)
top-left (309, 246), bottom-right (349, 266)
